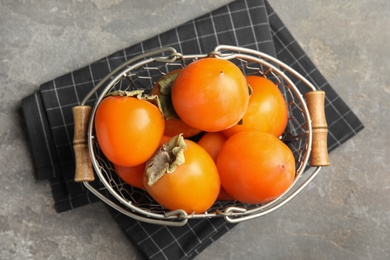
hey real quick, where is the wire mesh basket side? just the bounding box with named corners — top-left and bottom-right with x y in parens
top-left (85, 46), bottom-right (317, 224)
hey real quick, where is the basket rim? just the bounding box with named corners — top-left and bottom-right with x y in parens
top-left (83, 45), bottom-right (319, 226)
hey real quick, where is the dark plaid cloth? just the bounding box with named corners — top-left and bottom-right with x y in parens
top-left (21, 0), bottom-right (364, 259)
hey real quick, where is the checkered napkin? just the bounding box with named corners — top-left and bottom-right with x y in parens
top-left (21, 0), bottom-right (364, 259)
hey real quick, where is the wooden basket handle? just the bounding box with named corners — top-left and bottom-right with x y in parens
top-left (72, 106), bottom-right (95, 182)
top-left (305, 90), bottom-right (330, 167)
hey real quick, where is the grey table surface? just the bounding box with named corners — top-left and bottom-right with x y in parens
top-left (1, 0), bottom-right (388, 259)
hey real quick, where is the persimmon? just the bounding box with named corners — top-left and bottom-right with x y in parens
top-left (171, 58), bottom-right (250, 132)
top-left (144, 134), bottom-right (220, 214)
top-left (223, 75), bottom-right (288, 138)
top-left (114, 164), bottom-right (145, 189)
top-left (217, 130), bottom-right (295, 204)
top-left (197, 132), bottom-right (234, 201)
top-left (94, 91), bottom-right (165, 167)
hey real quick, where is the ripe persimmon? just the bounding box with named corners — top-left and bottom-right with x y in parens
top-left (223, 75), bottom-right (288, 138)
top-left (171, 58), bottom-right (249, 132)
top-left (144, 135), bottom-right (220, 214)
top-left (217, 130), bottom-right (295, 204)
top-left (95, 93), bottom-right (165, 167)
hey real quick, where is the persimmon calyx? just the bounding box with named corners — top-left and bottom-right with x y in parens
top-left (155, 71), bottom-right (180, 120)
top-left (105, 89), bottom-right (163, 114)
top-left (157, 71), bottom-right (179, 95)
top-left (145, 134), bottom-right (186, 186)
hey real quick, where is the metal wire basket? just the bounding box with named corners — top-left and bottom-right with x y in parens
top-left (72, 45), bottom-right (330, 226)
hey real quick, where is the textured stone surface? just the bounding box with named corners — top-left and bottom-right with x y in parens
top-left (0, 0), bottom-right (389, 259)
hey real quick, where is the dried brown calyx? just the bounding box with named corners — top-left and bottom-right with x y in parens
top-left (145, 134), bottom-right (186, 186)
top-left (151, 70), bottom-right (181, 120)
